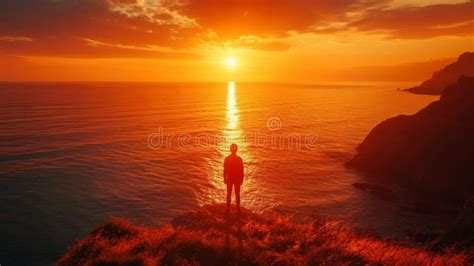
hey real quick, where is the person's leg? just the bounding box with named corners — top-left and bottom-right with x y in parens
top-left (235, 183), bottom-right (241, 211)
top-left (226, 182), bottom-right (233, 211)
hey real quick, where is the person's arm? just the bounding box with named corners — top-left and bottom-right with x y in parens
top-left (240, 158), bottom-right (244, 184)
top-left (223, 158), bottom-right (227, 184)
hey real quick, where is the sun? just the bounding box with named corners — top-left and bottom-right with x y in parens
top-left (225, 58), bottom-right (237, 68)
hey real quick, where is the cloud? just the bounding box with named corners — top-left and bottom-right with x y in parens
top-left (0, 0), bottom-right (200, 46)
top-left (200, 34), bottom-right (291, 51)
top-left (173, 0), bottom-right (381, 39)
top-left (348, 0), bottom-right (474, 38)
top-left (0, 0), bottom-right (472, 59)
top-left (0, 36), bottom-right (33, 42)
top-left (108, 0), bottom-right (198, 28)
top-left (231, 36), bottom-right (291, 51)
top-left (0, 36), bottom-right (201, 59)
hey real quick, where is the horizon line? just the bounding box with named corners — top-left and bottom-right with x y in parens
top-left (0, 80), bottom-right (420, 87)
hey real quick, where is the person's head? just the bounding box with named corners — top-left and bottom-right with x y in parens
top-left (230, 143), bottom-right (238, 154)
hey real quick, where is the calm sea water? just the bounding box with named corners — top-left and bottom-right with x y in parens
top-left (0, 82), bottom-right (441, 265)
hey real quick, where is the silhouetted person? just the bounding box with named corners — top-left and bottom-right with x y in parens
top-left (224, 143), bottom-right (244, 212)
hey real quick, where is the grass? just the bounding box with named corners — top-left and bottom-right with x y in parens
top-left (56, 204), bottom-right (472, 265)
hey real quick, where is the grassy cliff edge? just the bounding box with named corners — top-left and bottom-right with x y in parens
top-left (56, 204), bottom-right (471, 265)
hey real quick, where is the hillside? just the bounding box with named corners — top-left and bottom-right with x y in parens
top-left (406, 52), bottom-right (474, 95)
top-left (56, 204), bottom-right (471, 265)
top-left (348, 76), bottom-right (474, 201)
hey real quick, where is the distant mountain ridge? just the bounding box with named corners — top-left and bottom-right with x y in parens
top-left (349, 76), bottom-right (474, 201)
top-left (406, 52), bottom-right (474, 95)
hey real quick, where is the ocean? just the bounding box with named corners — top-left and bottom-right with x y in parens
top-left (0, 82), bottom-right (443, 265)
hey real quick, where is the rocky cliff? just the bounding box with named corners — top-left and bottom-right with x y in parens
top-left (349, 76), bottom-right (474, 201)
top-left (406, 52), bottom-right (474, 95)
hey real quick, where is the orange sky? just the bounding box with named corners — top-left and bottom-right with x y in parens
top-left (0, 0), bottom-right (473, 82)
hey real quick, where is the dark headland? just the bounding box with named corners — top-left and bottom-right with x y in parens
top-left (348, 76), bottom-right (474, 203)
top-left (406, 52), bottom-right (474, 95)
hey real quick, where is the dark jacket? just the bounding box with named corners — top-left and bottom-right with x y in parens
top-left (224, 154), bottom-right (244, 184)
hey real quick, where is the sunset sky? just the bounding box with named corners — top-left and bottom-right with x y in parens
top-left (0, 0), bottom-right (473, 82)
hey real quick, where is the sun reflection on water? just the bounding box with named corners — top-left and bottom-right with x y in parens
top-left (226, 81), bottom-right (238, 131)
